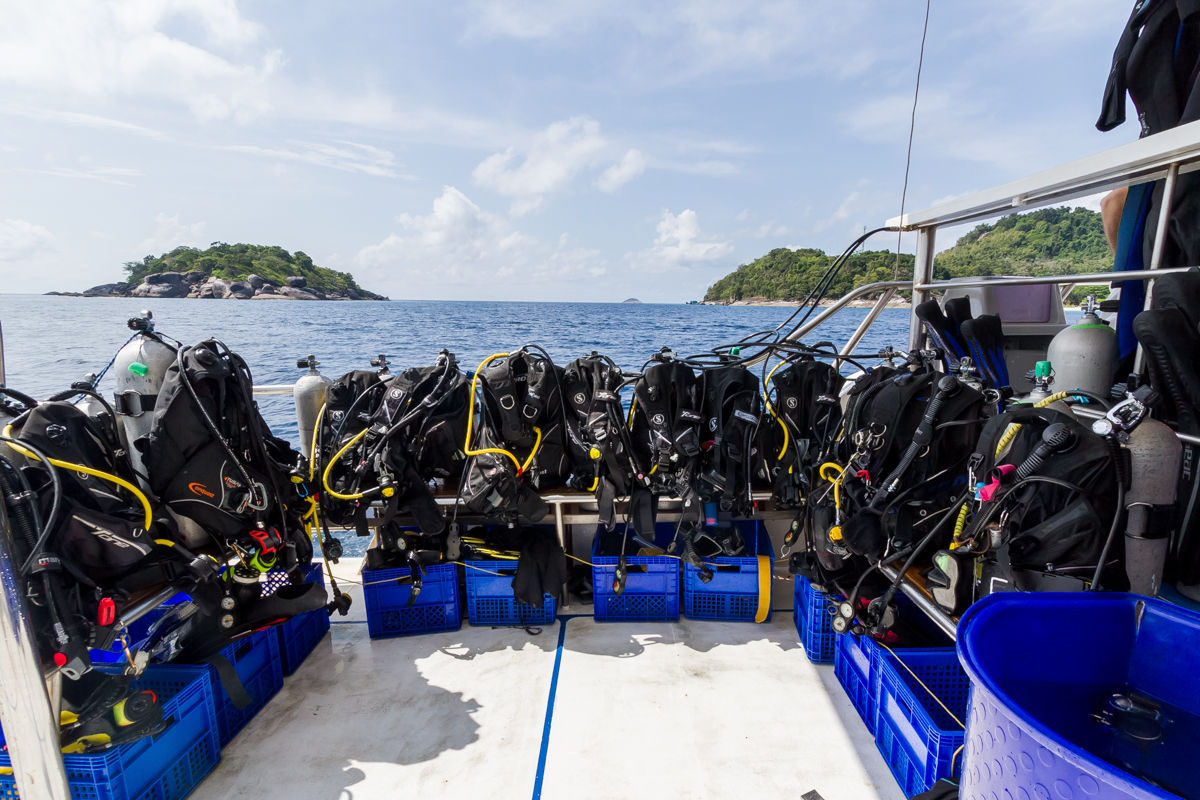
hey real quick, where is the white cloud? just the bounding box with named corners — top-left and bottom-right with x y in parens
top-left (26, 163), bottom-right (143, 186)
top-left (355, 186), bottom-right (607, 295)
top-left (651, 158), bottom-right (738, 177)
top-left (222, 140), bottom-right (409, 178)
top-left (813, 190), bottom-right (862, 233)
top-left (0, 219), bottom-right (53, 262)
top-left (0, 0), bottom-right (279, 122)
top-left (596, 149), bottom-right (646, 193)
top-left (3, 106), bottom-right (166, 138)
top-left (473, 117), bottom-right (609, 214)
top-left (135, 213), bottom-right (208, 257)
top-left (629, 209), bottom-right (732, 273)
top-left (462, 2), bottom-right (885, 85)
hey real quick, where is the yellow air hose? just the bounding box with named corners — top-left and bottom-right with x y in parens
top-left (463, 353), bottom-right (542, 475)
top-left (941, 391), bottom-right (1073, 550)
top-left (818, 461), bottom-right (846, 541)
top-left (2, 424), bottom-right (153, 529)
top-left (762, 359), bottom-right (790, 460)
top-left (322, 428), bottom-right (370, 500)
top-left (994, 391), bottom-right (1071, 457)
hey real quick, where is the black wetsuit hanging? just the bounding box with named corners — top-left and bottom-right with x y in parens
top-left (560, 353), bottom-right (641, 529)
top-left (628, 356), bottom-right (704, 536)
top-left (1098, 0), bottom-right (1200, 354)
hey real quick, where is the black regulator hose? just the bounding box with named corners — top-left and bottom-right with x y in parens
top-left (1013, 422), bottom-right (1075, 482)
top-left (870, 375), bottom-right (959, 508)
top-left (0, 436), bottom-right (64, 572)
top-left (1091, 434), bottom-right (1129, 591)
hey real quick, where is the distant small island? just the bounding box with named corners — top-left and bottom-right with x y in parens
top-left (622, 298), bottom-right (641, 303)
top-left (53, 242), bottom-right (386, 301)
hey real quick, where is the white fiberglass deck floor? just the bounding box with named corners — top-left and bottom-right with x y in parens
top-left (191, 560), bottom-right (905, 800)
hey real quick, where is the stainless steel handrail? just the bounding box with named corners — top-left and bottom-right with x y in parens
top-left (915, 265), bottom-right (1196, 291)
top-left (0, 483), bottom-right (70, 799)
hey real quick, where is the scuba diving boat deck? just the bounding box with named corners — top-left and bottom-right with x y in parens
top-left (189, 557), bottom-right (904, 800)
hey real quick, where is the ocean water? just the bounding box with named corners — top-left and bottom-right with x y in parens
top-left (0, 294), bottom-right (912, 444)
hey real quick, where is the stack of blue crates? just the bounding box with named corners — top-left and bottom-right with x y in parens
top-left (362, 561), bottom-right (462, 638)
top-left (87, 594), bottom-right (284, 748)
top-left (464, 560), bottom-right (557, 626)
top-left (793, 576), bottom-right (838, 663)
top-left (590, 522), bottom-right (679, 622)
top-left (0, 665), bottom-right (220, 800)
top-left (261, 564), bottom-right (331, 674)
top-left (873, 647), bottom-right (969, 796)
top-left (682, 520), bottom-right (773, 622)
top-left (834, 631), bottom-right (881, 733)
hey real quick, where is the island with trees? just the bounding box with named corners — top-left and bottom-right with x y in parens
top-left (72, 243), bottom-right (386, 301)
top-left (703, 207), bottom-right (1112, 307)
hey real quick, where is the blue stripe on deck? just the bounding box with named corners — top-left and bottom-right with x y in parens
top-left (532, 615), bottom-right (587, 799)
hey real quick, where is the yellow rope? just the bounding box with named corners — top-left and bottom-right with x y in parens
top-left (876, 640), bottom-right (965, 730)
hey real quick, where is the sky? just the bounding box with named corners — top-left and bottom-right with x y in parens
top-left (0, 0), bottom-right (1140, 302)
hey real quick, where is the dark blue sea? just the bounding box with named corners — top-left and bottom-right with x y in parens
top-left (0, 295), bottom-right (912, 445)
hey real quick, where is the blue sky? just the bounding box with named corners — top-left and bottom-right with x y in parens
top-left (0, 0), bottom-right (1139, 302)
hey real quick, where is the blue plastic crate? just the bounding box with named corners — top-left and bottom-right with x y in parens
top-left (465, 560), bottom-right (557, 626)
top-left (261, 565), bottom-right (330, 674)
top-left (794, 576), bottom-right (838, 663)
top-left (591, 523), bottom-right (679, 622)
top-left (209, 629), bottom-right (283, 747)
top-left (681, 520), bottom-right (773, 622)
top-left (834, 631), bottom-right (880, 734)
top-left (363, 562), bottom-right (461, 638)
top-left (874, 647), bottom-right (969, 797)
top-left (86, 596), bottom-right (284, 748)
top-left (0, 665), bottom-right (219, 800)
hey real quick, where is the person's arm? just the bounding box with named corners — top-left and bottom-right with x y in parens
top-left (1101, 187), bottom-right (1128, 253)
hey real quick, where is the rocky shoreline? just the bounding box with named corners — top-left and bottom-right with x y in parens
top-left (51, 271), bottom-right (386, 301)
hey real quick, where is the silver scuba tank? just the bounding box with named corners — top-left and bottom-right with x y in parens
top-left (112, 311), bottom-right (177, 489)
top-left (294, 354), bottom-right (330, 459)
top-left (1046, 295), bottom-right (1118, 398)
top-left (1123, 418), bottom-right (1183, 596)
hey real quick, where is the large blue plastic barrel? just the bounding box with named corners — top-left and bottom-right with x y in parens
top-left (957, 593), bottom-right (1200, 800)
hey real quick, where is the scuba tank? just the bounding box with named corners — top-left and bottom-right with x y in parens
top-left (1123, 417), bottom-right (1183, 596)
top-left (112, 311), bottom-right (177, 488)
top-left (1026, 361), bottom-right (1055, 403)
top-left (1046, 295), bottom-right (1118, 397)
top-left (293, 354), bottom-right (329, 460)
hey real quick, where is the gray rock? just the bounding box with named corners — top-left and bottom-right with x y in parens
top-left (82, 282), bottom-right (130, 297)
top-left (277, 286), bottom-right (319, 300)
top-left (257, 283), bottom-right (277, 294)
top-left (285, 275), bottom-right (307, 288)
top-left (145, 272), bottom-right (184, 285)
top-left (201, 277), bottom-right (230, 298)
top-left (246, 273), bottom-right (266, 289)
top-left (346, 290), bottom-right (361, 301)
top-left (183, 271), bottom-right (206, 284)
top-left (227, 280), bottom-right (254, 299)
top-left (197, 283), bottom-right (216, 299)
top-left (131, 281), bottom-right (187, 298)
